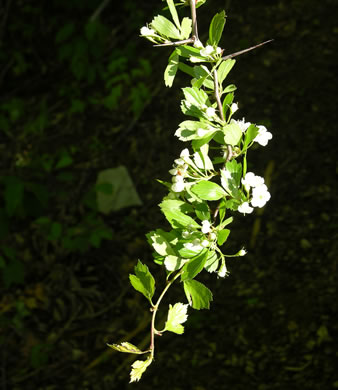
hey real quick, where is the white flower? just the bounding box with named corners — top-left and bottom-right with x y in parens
top-left (171, 176), bottom-right (185, 192)
top-left (201, 239), bottom-right (209, 247)
top-left (242, 172), bottom-right (264, 189)
top-left (206, 106), bottom-right (216, 118)
top-left (201, 220), bottom-right (211, 234)
top-left (233, 118), bottom-right (251, 132)
top-left (218, 262), bottom-right (229, 278)
top-left (200, 45), bottom-right (214, 57)
top-left (231, 103), bottom-right (238, 113)
top-left (174, 158), bottom-right (185, 165)
top-left (238, 249), bottom-right (247, 256)
top-left (193, 39), bottom-right (203, 49)
top-left (140, 26), bottom-right (155, 36)
top-left (254, 125), bottom-right (272, 146)
top-left (251, 184), bottom-right (271, 208)
top-left (209, 232), bottom-right (216, 241)
top-left (238, 201), bottom-right (254, 214)
top-left (180, 148), bottom-right (190, 158)
top-left (216, 47), bottom-right (223, 55)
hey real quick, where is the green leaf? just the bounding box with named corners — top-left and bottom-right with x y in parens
top-left (175, 120), bottom-right (215, 142)
top-left (208, 11), bottom-right (226, 46)
top-left (107, 342), bottom-right (147, 354)
top-left (175, 45), bottom-right (202, 59)
top-left (181, 249), bottom-right (208, 280)
top-left (217, 59), bottom-right (235, 86)
top-left (191, 132), bottom-right (216, 150)
top-left (217, 229), bottom-right (230, 245)
top-left (164, 255), bottom-right (188, 271)
top-left (222, 92), bottom-right (234, 118)
top-left (129, 260), bottom-right (155, 303)
top-left (204, 250), bottom-right (219, 272)
top-left (193, 65), bottom-right (214, 90)
top-left (160, 199), bottom-right (200, 229)
top-left (181, 17), bottom-right (192, 39)
top-left (223, 84), bottom-right (237, 94)
top-left (130, 356), bottom-right (153, 383)
top-left (243, 124), bottom-right (259, 150)
top-left (193, 144), bottom-right (214, 170)
top-left (223, 123), bottom-right (242, 146)
top-left (183, 279), bottom-right (213, 310)
top-left (151, 15), bottom-right (181, 39)
top-left (146, 229), bottom-right (177, 256)
top-left (4, 176), bottom-right (24, 216)
top-left (191, 181), bottom-right (226, 201)
top-left (178, 62), bottom-right (195, 77)
top-left (182, 86), bottom-right (209, 107)
top-left (194, 202), bottom-right (210, 221)
top-left (166, 0), bottom-right (181, 31)
top-left (164, 51), bottom-right (179, 87)
top-left (164, 302), bottom-right (188, 334)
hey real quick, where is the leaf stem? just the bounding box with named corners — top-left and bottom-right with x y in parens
top-left (149, 270), bottom-right (183, 358)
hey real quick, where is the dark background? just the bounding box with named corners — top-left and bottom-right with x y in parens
top-left (0, 0), bottom-right (336, 389)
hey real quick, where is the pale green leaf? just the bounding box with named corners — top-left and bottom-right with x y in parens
top-left (193, 144), bottom-right (214, 170)
top-left (180, 17), bottom-right (192, 39)
top-left (146, 229), bottom-right (176, 257)
top-left (222, 92), bottom-right (234, 118)
top-left (129, 260), bottom-right (155, 302)
top-left (183, 279), bottom-right (213, 310)
top-left (223, 123), bottom-right (242, 146)
top-left (166, 0), bottom-right (180, 31)
top-left (164, 302), bottom-right (188, 334)
top-left (151, 15), bottom-right (181, 39)
top-left (130, 357), bottom-right (153, 383)
top-left (164, 255), bottom-right (188, 271)
top-left (107, 342), bottom-right (147, 354)
top-left (191, 181), bottom-right (226, 201)
top-left (208, 11), bottom-right (226, 46)
top-left (164, 51), bottom-right (179, 87)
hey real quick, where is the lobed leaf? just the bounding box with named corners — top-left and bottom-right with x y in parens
top-left (181, 249), bottom-right (208, 280)
top-left (164, 302), bottom-right (188, 334)
top-left (129, 260), bottom-right (155, 303)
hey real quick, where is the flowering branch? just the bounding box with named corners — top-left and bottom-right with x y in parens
top-left (109, 0), bottom-right (273, 383)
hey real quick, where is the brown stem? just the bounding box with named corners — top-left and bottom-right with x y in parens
top-left (154, 38), bottom-right (194, 47)
top-left (190, 0), bottom-right (199, 41)
top-left (149, 270), bottom-right (183, 358)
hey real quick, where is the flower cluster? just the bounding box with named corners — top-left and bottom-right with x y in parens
top-left (169, 149), bottom-right (190, 193)
top-left (238, 172), bottom-right (271, 214)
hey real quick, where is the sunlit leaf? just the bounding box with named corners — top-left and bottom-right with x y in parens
top-left (107, 342), bottom-right (147, 354)
top-left (130, 357), bottom-right (153, 383)
top-left (129, 260), bottom-right (155, 303)
top-left (164, 303), bottom-right (189, 334)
